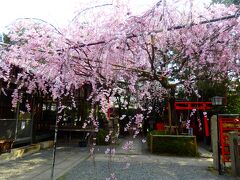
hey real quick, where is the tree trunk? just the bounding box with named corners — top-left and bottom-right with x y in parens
top-left (51, 100), bottom-right (59, 180)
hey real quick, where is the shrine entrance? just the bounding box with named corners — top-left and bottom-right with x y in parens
top-left (174, 101), bottom-right (213, 142)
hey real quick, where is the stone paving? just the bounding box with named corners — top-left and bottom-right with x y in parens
top-left (0, 146), bottom-right (89, 180)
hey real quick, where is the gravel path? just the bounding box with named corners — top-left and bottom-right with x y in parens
top-left (63, 154), bottom-right (233, 180)
top-left (0, 138), bottom-right (233, 180)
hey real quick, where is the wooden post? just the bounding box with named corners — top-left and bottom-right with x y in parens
top-left (168, 101), bottom-right (172, 127)
top-left (194, 136), bottom-right (197, 156)
top-left (150, 134), bottom-right (153, 153)
top-left (211, 115), bottom-right (219, 169)
top-left (229, 131), bottom-right (240, 177)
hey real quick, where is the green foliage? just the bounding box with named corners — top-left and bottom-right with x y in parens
top-left (225, 81), bottom-right (240, 113)
top-left (42, 110), bottom-right (56, 121)
top-left (97, 107), bottom-right (108, 128)
top-left (147, 131), bottom-right (168, 148)
top-left (180, 78), bottom-right (240, 114)
top-left (197, 80), bottom-right (240, 114)
top-left (96, 128), bottom-right (120, 146)
top-left (176, 80), bottom-right (226, 102)
top-left (224, 93), bottom-right (240, 113)
top-left (196, 81), bottom-right (226, 101)
top-left (126, 108), bottom-right (137, 117)
top-left (3, 34), bottom-right (11, 44)
top-left (82, 102), bottom-right (91, 121)
top-left (148, 133), bottom-right (198, 157)
top-left (212, 0), bottom-right (240, 5)
top-left (149, 130), bottom-right (178, 136)
top-left (150, 130), bottom-right (167, 135)
top-left (96, 129), bottom-right (109, 145)
top-left (19, 112), bottom-right (31, 120)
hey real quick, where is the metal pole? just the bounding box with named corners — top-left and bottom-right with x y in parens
top-left (217, 114), bottom-right (222, 175)
top-left (14, 102), bottom-right (20, 141)
top-left (51, 101), bottom-right (59, 180)
top-left (30, 95), bottom-right (35, 144)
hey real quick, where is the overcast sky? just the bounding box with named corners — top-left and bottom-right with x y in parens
top-left (0, 0), bottom-right (211, 30)
top-left (0, 0), bottom-right (157, 29)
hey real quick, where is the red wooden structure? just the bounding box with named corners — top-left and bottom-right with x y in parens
top-left (203, 115), bottom-right (210, 137)
top-left (174, 102), bottom-right (212, 137)
top-left (219, 115), bottom-right (240, 163)
top-left (156, 123), bottom-right (165, 131)
top-left (175, 102), bottom-right (212, 110)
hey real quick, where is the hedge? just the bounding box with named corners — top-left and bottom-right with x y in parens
top-left (147, 132), bottom-right (198, 157)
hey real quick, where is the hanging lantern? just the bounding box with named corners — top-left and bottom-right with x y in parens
top-left (211, 96), bottom-right (224, 106)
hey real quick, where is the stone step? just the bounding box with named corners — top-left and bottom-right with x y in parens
top-left (0, 140), bottom-right (53, 161)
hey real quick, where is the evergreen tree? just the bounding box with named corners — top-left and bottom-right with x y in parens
top-left (212, 0), bottom-right (240, 5)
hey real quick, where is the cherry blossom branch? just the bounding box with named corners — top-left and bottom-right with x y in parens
top-left (75, 12), bottom-right (240, 48)
top-left (13, 18), bottom-right (63, 35)
top-left (71, 3), bottom-right (113, 22)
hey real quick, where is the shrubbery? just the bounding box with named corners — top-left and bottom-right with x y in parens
top-left (147, 131), bottom-right (198, 157)
top-left (96, 129), bottom-right (109, 145)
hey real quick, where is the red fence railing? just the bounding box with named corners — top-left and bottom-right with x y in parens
top-left (219, 116), bottom-right (240, 163)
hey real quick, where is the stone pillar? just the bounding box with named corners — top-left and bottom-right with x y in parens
top-left (229, 131), bottom-right (240, 177)
top-left (211, 115), bottom-right (219, 169)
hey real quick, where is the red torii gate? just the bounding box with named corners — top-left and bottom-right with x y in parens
top-left (174, 101), bottom-right (212, 110)
top-left (174, 101), bottom-right (213, 137)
